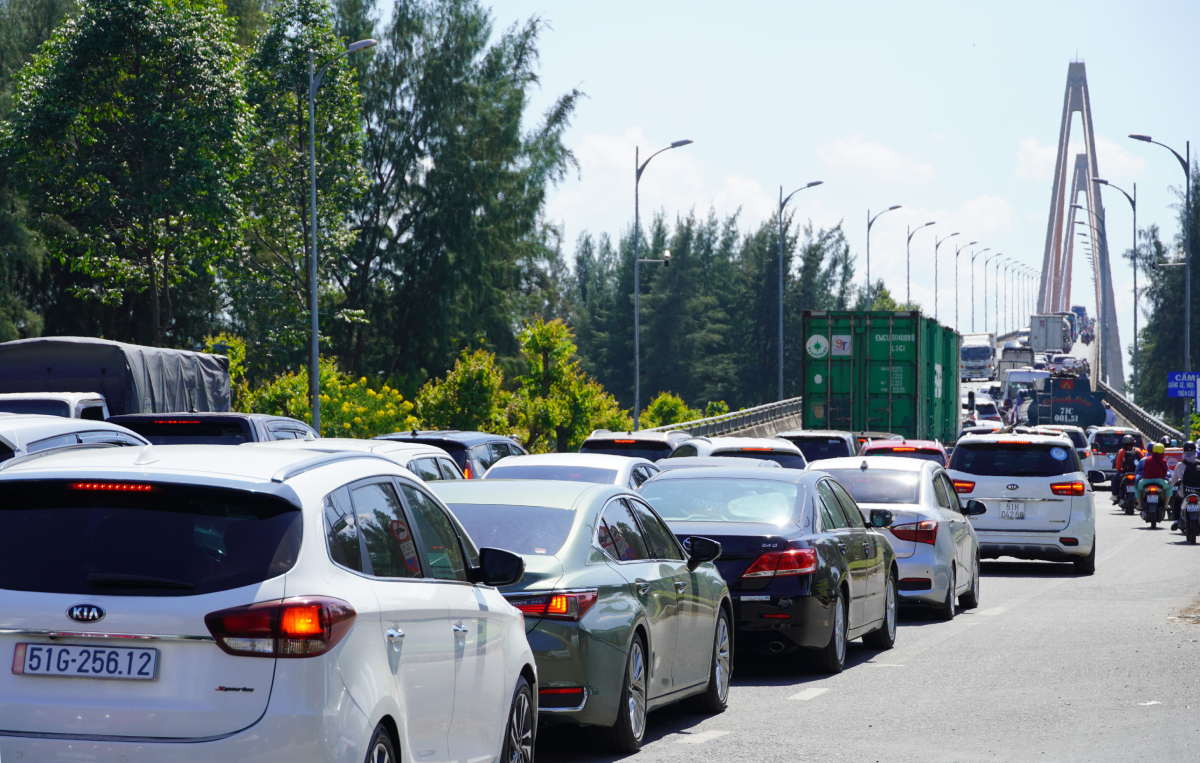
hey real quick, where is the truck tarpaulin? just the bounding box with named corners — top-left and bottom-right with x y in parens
top-left (0, 337), bottom-right (231, 415)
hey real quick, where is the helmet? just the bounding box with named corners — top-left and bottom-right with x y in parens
top-left (1185, 441), bottom-right (1197, 453)
top-left (1171, 439), bottom-right (1180, 447)
top-left (1122, 435), bottom-right (1134, 447)
top-left (1153, 443), bottom-right (1166, 454)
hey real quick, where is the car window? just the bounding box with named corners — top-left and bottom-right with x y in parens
top-left (597, 500), bottom-right (649, 562)
top-left (410, 457), bottom-right (443, 482)
top-left (626, 499), bottom-right (684, 560)
top-left (670, 444), bottom-right (699, 458)
top-left (582, 439), bottom-right (674, 461)
top-left (76, 430), bottom-right (145, 447)
top-left (490, 442), bottom-right (513, 464)
top-left (640, 478), bottom-right (801, 523)
top-left (949, 441), bottom-right (1081, 477)
top-left (938, 474), bottom-right (962, 512)
top-left (484, 464), bottom-right (617, 484)
top-left (711, 449), bottom-right (807, 470)
top-left (932, 475), bottom-right (952, 508)
top-left (813, 469), bottom-right (919, 505)
top-left (436, 457), bottom-right (464, 480)
top-left (399, 483), bottom-right (468, 582)
top-left (443, 502), bottom-right (574, 557)
top-left (827, 481), bottom-right (865, 528)
top-left (351, 481), bottom-right (423, 578)
top-left (473, 444), bottom-right (499, 471)
top-left (815, 480), bottom-right (849, 530)
top-left (0, 399), bottom-right (70, 417)
top-left (26, 434), bottom-right (78, 453)
top-left (790, 437), bottom-right (853, 461)
top-left (324, 487), bottom-right (366, 573)
top-left (78, 405), bottom-right (105, 421)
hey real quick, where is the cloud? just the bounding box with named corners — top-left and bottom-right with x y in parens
top-left (1015, 137), bottom-right (1056, 180)
top-left (1014, 136), bottom-right (1146, 182)
top-left (815, 136), bottom-right (936, 184)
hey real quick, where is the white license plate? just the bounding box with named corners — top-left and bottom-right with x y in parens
top-left (13, 643), bottom-right (159, 680)
top-left (1187, 505), bottom-right (1200, 514)
top-left (1000, 502), bottom-right (1025, 520)
top-left (1147, 494), bottom-right (1159, 504)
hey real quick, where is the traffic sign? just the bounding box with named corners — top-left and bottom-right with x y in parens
top-left (1166, 372), bottom-right (1200, 398)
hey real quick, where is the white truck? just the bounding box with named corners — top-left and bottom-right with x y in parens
top-left (960, 332), bottom-right (997, 381)
top-left (1030, 314), bottom-right (1072, 355)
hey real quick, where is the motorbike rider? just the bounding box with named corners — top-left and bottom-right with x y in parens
top-left (1112, 435), bottom-right (1144, 505)
top-left (1169, 441), bottom-right (1200, 530)
top-left (1137, 442), bottom-right (1172, 520)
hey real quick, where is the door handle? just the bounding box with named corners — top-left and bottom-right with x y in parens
top-left (386, 629), bottom-right (405, 651)
top-left (452, 624), bottom-right (468, 634)
top-left (862, 541), bottom-right (871, 554)
top-left (635, 579), bottom-right (650, 595)
top-left (674, 581), bottom-right (686, 593)
top-left (837, 543), bottom-right (847, 554)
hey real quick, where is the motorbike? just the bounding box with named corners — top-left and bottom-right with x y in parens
top-left (1116, 473), bottom-right (1137, 515)
top-left (1181, 487), bottom-right (1200, 544)
top-left (1141, 483), bottom-right (1166, 529)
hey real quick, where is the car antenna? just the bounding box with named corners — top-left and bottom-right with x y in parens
top-left (411, 428), bottom-right (418, 438)
top-left (860, 460), bottom-right (869, 471)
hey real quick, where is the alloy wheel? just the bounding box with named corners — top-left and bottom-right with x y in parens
top-left (369, 741), bottom-right (392, 763)
top-left (884, 578), bottom-right (897, 642)
top-left (628, 641), bottom-right (648, 739)
top-left (506, 686), bottom-right (534, 763)
top-left (834, 596), bottom-right (846, 665)
top-left (714, 616), bottom-right (731, 702)
top-left (972, 559), bottom-right (980, 601)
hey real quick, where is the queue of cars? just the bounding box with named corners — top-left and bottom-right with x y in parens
top-left (0, 410), bottom-right (1105, 761)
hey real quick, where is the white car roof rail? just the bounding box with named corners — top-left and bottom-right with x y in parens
top-left (0, 442), bottom-right (120, 472)
top-left (271, 452), bottom-right (401, 483)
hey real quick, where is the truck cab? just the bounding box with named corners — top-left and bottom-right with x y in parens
top-left (0, 392), bottom-right (109, 420)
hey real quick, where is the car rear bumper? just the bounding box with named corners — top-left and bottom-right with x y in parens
top-left (525, 620), bottom-right (628, 729)
top-left (894, 548), bottom-right (952, 606)
top-left (731, 594), bottom-right (832, 655)
top-left (977, 529), bottom-right (1093, 561)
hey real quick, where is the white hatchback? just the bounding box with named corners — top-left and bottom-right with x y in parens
top-left (948, 433), bottom-right (1104, 574)
top-left (0, 444), bottom-right (536, 763)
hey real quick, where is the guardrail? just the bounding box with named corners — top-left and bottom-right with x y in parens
top-left (1097, 381), bottom-right (1184, 442)
top-left (643, 396), bottom-right (804, 437)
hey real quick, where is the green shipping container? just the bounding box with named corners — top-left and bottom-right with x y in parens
top-left (801, 310), bottom-right (960, 443)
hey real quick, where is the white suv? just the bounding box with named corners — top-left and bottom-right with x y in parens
top-left (0, 444), bottom-right (536, 763)
top-left (947, 433), bottom-right (1104, 574)
top-left (668, 436), bottom-right (807, 469)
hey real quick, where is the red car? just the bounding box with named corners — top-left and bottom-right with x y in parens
top-left (859, 438), bottom-right (949, 466)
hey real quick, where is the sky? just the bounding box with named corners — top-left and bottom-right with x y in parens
top-left (390, 0), bottom-right (1199, 382)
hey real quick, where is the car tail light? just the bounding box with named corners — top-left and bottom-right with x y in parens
top-left (952, 480), bottom-right (975, 494)
top-left (1059, 537), bottom-right (1079, 546)
top-left (539, 686), bottom-right (585, 709)
top-left (504, 590), bottom-right (598, 621)
top-left (741, 447), bottom-right (774, 452)
top-left (70, 482), bottom-right (155, 492)
top-left (205, 597), bottom-right (356, 658)
top-left (740, 549), bottom-right (817, 579)
top-left (890, 447), bottom-right (916, 452)
top-left (890, 520), bottom-right (938, 545)
top-left (463, 463), bottom-right (473, 479)
top-left (1050, 481), bottom-right (1085, 496)
top-left (614, 439), bottom-right (636, 444)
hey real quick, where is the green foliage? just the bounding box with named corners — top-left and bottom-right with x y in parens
top-left (4, 0), bottom-right (251, 346)
top-left (705, 400), bottom-right (729, 417)
top-left (415, 349), bottom-right (511, 433)
top-left (204, 333), bottom-right (249, 408)
top-left (640, 392), bottom-right (702, 429)
top-left (245, 356), bottom-right (418, 436)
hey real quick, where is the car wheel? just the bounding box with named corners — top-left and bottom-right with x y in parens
top-left (596, 634), bottom-right (648, 753)
top-left (810, 590), bottom-right (846, 674)
top-left (958, 556), bottom-right (980, 609)
top-left (365, 724), bottom-right (396, 763)
top-left (502, 675), bottom-right (535, 763)
top-left (935, 568), bottom-right (956, 621)
top-left (862, 574), bottom-right (897, 650)
top-left (1073, 541), bottom-right (1096, 575)
top-left (683, 607), bottom-right (732, 713)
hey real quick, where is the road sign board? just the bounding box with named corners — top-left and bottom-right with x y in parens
top-left (1167, 372), bottom-right (1200, 398)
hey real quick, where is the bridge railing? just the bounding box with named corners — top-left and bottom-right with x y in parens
top-left (642, 396), bottom-right (804, 437)
top-left (1098, 381), bottom-right (1184, 442)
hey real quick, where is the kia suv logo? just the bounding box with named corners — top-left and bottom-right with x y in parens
top-left (1006, 484), bottom-right (1019, 490)
top-left (67, 604), bottom-right (105, 623)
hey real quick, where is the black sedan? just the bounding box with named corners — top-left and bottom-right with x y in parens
top-left (639, 467), bottom-right (898, 673)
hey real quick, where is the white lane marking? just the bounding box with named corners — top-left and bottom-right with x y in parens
top-left (864, 662), bottom-right (904, 667)
top-left (973, 606), bottom-right (1006, 616)
top-left (788, 687), bottom-right (829, 701)
top-left (1139, 701), bottom-right (1162, 706)
top-left (674, 730), bottom-right (730, 744)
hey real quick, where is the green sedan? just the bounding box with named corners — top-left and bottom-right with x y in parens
top-left (430, 479), bottom-right (732, 753)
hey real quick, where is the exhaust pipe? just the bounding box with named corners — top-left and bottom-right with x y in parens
top-left (768, 641), bottom-right (786, 653)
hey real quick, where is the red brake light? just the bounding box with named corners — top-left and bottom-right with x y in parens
top-left (614, 439), bottom-right (637, 444)
top-left (741, 447), bottom-right (774, 451)
top-left (505, 590), bottom-right (598, 621)
top-left (952, 480), bottom-right (975, 494)
top-left (740, 549), bottom-right (817, 580)
top-left (205, 597), bottom-right (356, 658)
top-left (70, 482), bottom-right (154, 492)
top-left (1146, 485), bottom-right (1159, 494)
top-left (539, 687), bottom-right (585, 695)
top-left (890, 447), bottom-right (916, 452)
top-left (891, 520), bottom-right (938, 545)
top-left (1050, 481), bottom-right (1085, 496)
top-left (463, 464), bottom-right (473, 479)
top-left (156, 420), bottom-right (201, 424)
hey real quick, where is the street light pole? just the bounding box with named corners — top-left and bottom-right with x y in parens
top-left (995, 257), bottom-right (1010, 337)
top-left (1094, 178), bottom-right (1138, 400)
top-left (866, 205), bottom-right (902, 305)
top-left (954, 241), bottom-right (977, 332)
top-left (633, 139), bottom-right (693, 431)
top-left (308, 38), bottom-right (376, 435)
top-left (970, 247), bottom-right (990, 332)
top-left (779, 181), bottom-right (824, 400)
top-left (907, 221), bottom-right (936, 307)
top-left (984, 252), bottom-right (1002, 333)
top-left (1001, 259), bottom-right (1014, 335)
top-left (933, 232), bottom-right (959, 322)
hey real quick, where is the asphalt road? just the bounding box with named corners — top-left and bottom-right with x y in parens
top-left (538, 492), bottom-right (1200, 763)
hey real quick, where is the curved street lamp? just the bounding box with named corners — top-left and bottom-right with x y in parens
top-left (970, 247), bottom-right (990, 331)
top-left (907, 221), bottom-right (936, 306)
top-left (933, 232), bottom-right (960, 322)
top-left (1094, 177), bottom-right (1138, 400)
top-left (778, 181), bottom-right (824, 400)
top-left (953, 241), bottom-right (977, 332)
top-left (983, 252), bottom-right (1002, 333)
top-left (866, 205), bottom-right (902, 303)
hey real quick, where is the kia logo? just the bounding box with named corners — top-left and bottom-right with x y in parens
top-left (1006, 484), bottom-right (1019, 490)
top-left (67, 604), bottom-right (105, 624)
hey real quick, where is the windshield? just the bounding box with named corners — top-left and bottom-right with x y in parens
top-left (961, 346), bottom-right (992, 361)
top-left (118, 420), bottom-right (248, 445)
top-left (441, 503), bottom-right (576, 556)
top-left (0, 399), bottom-right (71, 417)
top-left (710, 450), bottom-right (807, 470)
top-left (1093, 432), bottom-right (1142, 453)
top-left (949, 442), bottom-right (1080, 477)
top-left (864, 448), bottom-right (945, 465)
top-left (787, 437), bottom-right (852, 461)
top-left (640, 478), bottom-right (802, 524)
top-left (484, 464), bottom-right (617, 484)
top-left (1037, 429), bottom-right (1087, 449)
top-left (580, 440), bottom-right (673, 462)
top-left (819, 469), bottom-right (920, 504)
top-left (0, 480), bottom-right (301, 596)
top-left (975, 403), bottom-right (999, 416)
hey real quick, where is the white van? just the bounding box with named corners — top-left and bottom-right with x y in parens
top-left (0, 392), bottom-right (109, 420)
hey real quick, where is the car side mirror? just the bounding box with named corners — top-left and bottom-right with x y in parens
top-left (685, 536), bottom-right (722, 571)
top-left (475, 547), bottom-right (525, 587)
top-left (869, 509), bottom-right (893, 528)
top-left (964, 500), bottom-right (987, 516)
top-left (1086, 470), bottom-right (1106, 485)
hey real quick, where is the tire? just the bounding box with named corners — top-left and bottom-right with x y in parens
top-left (1188, 517), bottom-right (1197, 545)
top-left (862, 574), bottom-right (897, 650)
top-left (958, 556), bottom-right (981, 610)
top-left (502, 676), bottom-right (535, 763)
top-left (1073, 541), bottom-right (1096, 575)
top-left (365, 724), bottom-right (397, 763)
top-left (682, 607), bottom-right (732, 713)
top-left (809, 590), bottom-right (847, 674)
top-left (935, 568), bottom-right (956, 621)
top-left (596, 634), bottom-right (648, 754)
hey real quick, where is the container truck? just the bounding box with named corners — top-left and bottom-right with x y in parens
top-left (959, 332), bottom-right (997, 381)
top-left (1030, 314), bottom-right (1071, 354)
top-left (801, 310), bottom-right (959, 443)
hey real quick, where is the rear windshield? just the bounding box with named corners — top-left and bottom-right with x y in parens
top-left (949, 442), bottom-right (1080, 477)
top-left (819, 469), bottom-right (920, 504)
top-left (961, 346), bottom-right (992, 361)
top-left (580, 439), bottom-right (673, 462)
top-left (1037, 429), bottom-right (1087, 449)
top-left (788, 437), bottom-right (852, 461)
top-left (117, 420), bottom-right (249, 445)
top-left (865, 448), bottom-right (945, 465)
top-left (975, 403), bottom-right (999, 416)
top-left (484, 465), bottom-right (616, 484)
top-left (442, 503), bottom-right (576, 556)
top-left (0, 480), bottom-right (301, 596)
top-left (1093, 432), bottom-right (1141, 453)
top-left (640, 478), bottom-right (802, 524)
top-left (711, 450), bottom-right (807, 470)
top-left (0, 399), bottom-right (70, 417)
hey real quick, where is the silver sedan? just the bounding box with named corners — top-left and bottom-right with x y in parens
top-left (807, 455), bottom-right (982, 619)
top-left (482, 452), bottom-right (660, 490)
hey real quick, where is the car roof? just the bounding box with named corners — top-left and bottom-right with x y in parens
top-left (429, 478), bottom-right (623, 510)
top-left (657, 456), bottom-right (782, 470)
top-left (583, 430), bottom-right (688, 444)
top-left (245, 438), bottom-right (449, 458)
top-left (649, 466), bottom-right (811, 484)
top-left (956, 432), bottom-right (1074, 446)
top-left (487, 453), bottom-right (649, 469)
top-left (374, 430), bottom-right (514, 446)
top-left (1034, 424), bottom-right (1085, 434)
top-left (686, 436), bottom-right (803, 454)
top-left (0, 392), bottom-right (105, 403)
top-left (808, 455), bottom-right (939, 473)
top-left (108, 412), bottom-right (302, 423)
top-left (0, 415), bottom-right (148, 450)
top-left (861, 438), bottom-right (944, 451)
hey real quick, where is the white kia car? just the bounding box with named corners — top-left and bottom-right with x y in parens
top-left (481, 452), bottom-right (660, 489)
top-left (947, 433), bottom-right (1104, 574)
top-left (0, 444), bottom-right (536, 763)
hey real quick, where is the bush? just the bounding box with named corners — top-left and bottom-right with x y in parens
top-left (415, 349), bottom-right (511, 433)
top-left (705, 400), bottom-right (730, 417)
top-left (640, 392), bottom-right (702, 428)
